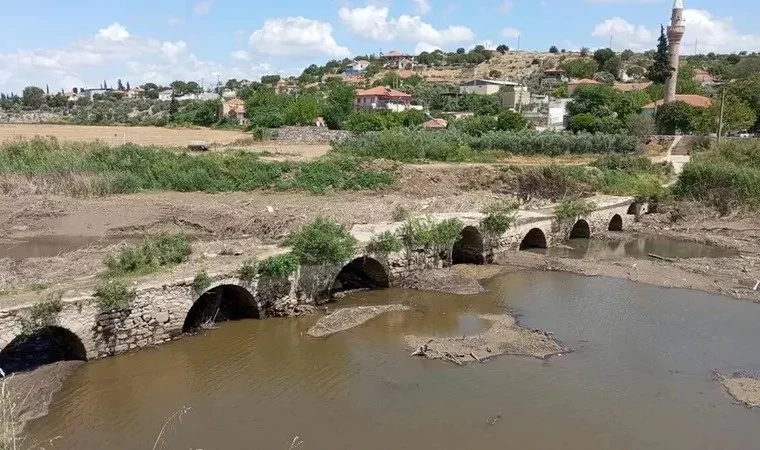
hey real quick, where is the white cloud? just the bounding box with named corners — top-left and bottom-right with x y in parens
top-left (338, 5), bottom-right (474, 46)
top-left (413, 0), bottom-right (431, 14)
top-left (501, 27), bottom-right (521, 38)
top-left (249, 17), bottom-right (351, 59)
top-left (167, 15), bottom-right (182, 26)
top-left (591, 9), bottom-right (760, 53)
top-left (0, 24), bottom-right (291, 93)
top-left (500, 1), bottom-right (515, 13)
top-left (97, 23), bottom-right (130, 42)
top-left (193, 0), bottom-right (213, 15)
top-left (230, 50), bottom-right (250, 61)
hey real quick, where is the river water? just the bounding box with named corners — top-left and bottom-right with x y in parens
top-left (27, 270), bottom-right (760, 450)
top-left (536, 235), bottom-right (738, 260)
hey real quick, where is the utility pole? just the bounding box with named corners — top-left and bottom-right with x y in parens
top-left (609, 35), bottom-right (613, 50)
top-left (717, 87), bottom-right (726, 144)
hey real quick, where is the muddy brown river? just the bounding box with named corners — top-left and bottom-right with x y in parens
top-left (26, 271), bottom-right (760, 449)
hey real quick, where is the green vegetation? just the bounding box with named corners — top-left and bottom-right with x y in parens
top-left (365, 231), bottom-right (403, 256)
top-left (554, 198), bottom-right (597, 231)
top-left (94, 279), bottom-right (136, 312)
top-left (333, 129), bottom-right (636, 163)
top-left (19, 292), bottom-right (63, 336)
top-left (192, 270), bottom-right (212, 295)
top-left (480, 199), bottom-right (520, 240)
top-left (105, 233), bottom-right (192, 277)
top-left (284, 218), bottom-right (357, 265)
top-left (237, 259), bottom-right (258, 283)
top-left (258, 253), bottom-right (300, 278)
top-left (344, 110), bottom-right (427, 132)
top-left (400, 216), bottom-right (464, 258)
top-left (0, 138), bottom-right (394, 196)
top-left (674, 141), bottom-right (760, 214)
top-left (391, 205), bottom-right (411, 222)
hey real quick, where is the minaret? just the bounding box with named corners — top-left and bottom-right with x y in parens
top-left (665, 0), bottom-right (685, 104)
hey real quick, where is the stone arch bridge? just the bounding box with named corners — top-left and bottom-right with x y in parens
top-left (0, 196), bottom-right (639, 372)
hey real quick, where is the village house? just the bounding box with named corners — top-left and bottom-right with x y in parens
top-left (344, 60), bottom-right (370, 76)
top-left (125, 87), bottom-right (144, 99)
top-left (693, 68), bottom-right (716, 86)
top-left (219, 98), bottom-right (248, 125)
top-left (380, 51), bottom-right (413, 69)
top-left (566, 78), bottom-right (600, 95)
top-left (640, 94), bottom-right (712, 117)
top-left (540, 68), bottom-right (568, 87)
top-left (459, 79), bottom-right (520, 96)
top-left (500, 85), bottom-right (531, 110)
top-left (158, 89), bottom-right (174, 101)
top-left (355, 86), bottom-right (413, 111)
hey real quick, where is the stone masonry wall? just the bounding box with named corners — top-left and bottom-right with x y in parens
top-left (273, 126), bottom-right (353, 143)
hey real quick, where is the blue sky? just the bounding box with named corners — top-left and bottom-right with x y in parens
top-left (0, 0), bottom-right (757, 93)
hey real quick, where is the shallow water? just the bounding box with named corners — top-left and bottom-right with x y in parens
top-left (533, 234), bottom-right (737, 260)
top-left (26, 271), bottom-right (760, 450)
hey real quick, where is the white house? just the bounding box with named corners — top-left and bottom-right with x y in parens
top-left (459, 79), bottom-right (519, 96)
top-left (158, 89), bottom-right (174, 101)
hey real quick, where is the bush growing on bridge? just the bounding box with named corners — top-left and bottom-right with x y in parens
top-left (365, 231), bottom-right (403, 256)
top-left (285, 218), bottom-right (357, 265)
top-left (20, 291), bottom-right (63, 336)
top-left (105, 233), bottom-right (192, 276)
top-left (237, 259), bottom-right (258, 283)
top-left (258, 253), bottom-right (300, 278)
top-left (192, 270), bottom-right (212, 295)
top-left (94, 279), bottom-right (135, 312)
top-left (554, 198), bottom-right (596, 233)
top-left (480, 199), bottom-right (520, 242)
top-left (399, 216), bottom-right (465, 260)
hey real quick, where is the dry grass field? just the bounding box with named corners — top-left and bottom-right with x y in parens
top-left (0, 124), bottom-right (251, 147)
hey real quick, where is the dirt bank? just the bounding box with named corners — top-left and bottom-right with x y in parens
top-left (308, 305), bottom-right (410, 338)
top-left (405, 314), bottom-right (566, 365)
top-left (716, 373), bottom-right (760, 408)
top-left (401, 267), bottom-right (489, 295)
top-left (4, 360), bottom-right (84, 431)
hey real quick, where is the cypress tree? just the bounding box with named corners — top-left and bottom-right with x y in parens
top-left (650, 25), bottom-right (673, 84)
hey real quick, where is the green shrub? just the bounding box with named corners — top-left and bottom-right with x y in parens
top-left (391, 205), bottom-right (411, 222)
top-left (366, 231), bottom-right (403, 255)
top-left (94, 280), bottom-right (135, 312)
top-left (400, 216), bottom-right (464, 255)
top-left (517, 165), bottom-right (603, 200)
top-left (554, 198), bottom-right (596, 226)
top-left (251, 127), bottom-right (266, 141)
top-left (285, 218), bottom-right (357, 264)
top-left (105, 233), bottom-right (192, 276)
top-left (192, 270), bottom-right (212, 295)
top-left (237, 259), bottom-right (258, 283)
top-left (258, 253), bottom-right (299, 278)
top-left (20, 292), bottom-right (63, 335)
top-left (480, 199), bottom-right (520, 239)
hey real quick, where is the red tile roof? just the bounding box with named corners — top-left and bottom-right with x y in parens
top-left (613, 82), bottom-right (652, 92)
top-left (642, 95), bottom-right (713, 110)
top-left (383, 51), bottom-right (411, 58)
top-left (356, 86), bottom-right (412, 98)
top-left (568, 78), bottom-right (600, 86)
top-left (423, 118), bottom-right (448, 129)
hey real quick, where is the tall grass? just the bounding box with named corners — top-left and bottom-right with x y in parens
top-left (332, 129), bottom-right (637, 162)
top-left (0, 138), bottom-right (394, 196)
top-left (105, 233), bottom-right (192, 277)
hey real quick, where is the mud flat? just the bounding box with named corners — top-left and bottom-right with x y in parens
top-left (405, 314), bottom-right (565, 365)
top-left (401, 267), bottom-right (490, 295)
top-left (717, 373), bottom-right (760, 408)
top-left (307, 304), bottom-right (410, 338)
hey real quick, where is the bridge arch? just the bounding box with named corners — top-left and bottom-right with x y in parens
top-left (0, 326), bottom-right (87, 374)
top-left (608, 214), bottom-right (623, 231)
top-left (569, 219), bottom-right (591, 239)
top-left (519, 228), bottom-right (547, 250)
top-left (452, 226), bottom-right (485, 265)
top-left (332, 257), bottom-right (389, 294)
top-left (183, 284), bottom-right (259, 333)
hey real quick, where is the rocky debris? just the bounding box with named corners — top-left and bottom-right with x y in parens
top-left (405, 314), bottom-right (565, 365)
top-left (307, 304), bottom-right (410, 338)
top-left (401, 267), bottom-right (486, 295)
top-left (274, 126), bottom-right (352, 143)
top-left (716, 372), bottom-right (760, 408)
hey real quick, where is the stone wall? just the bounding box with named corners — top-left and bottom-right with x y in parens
top-left (0, 198), bottom-right (638, 363)
top-left (0, 111), bottom-right (68, 124)
top-left (273, 126), bottom-right (353, 143)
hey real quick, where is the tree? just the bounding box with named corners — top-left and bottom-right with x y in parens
top-left (705, 95), bottom-right (757, 135)
top-left (497, 110), bottom-right (529, 131)
top-left (103, 80), bottom-right (108, 89)
top-left (496, 44), bottom-right (509, 54)
top-left (323, 82), bottom-right (356, 129)
top-left (580, 47), bottom-right (590, 57)
top-left (593, 48), bottom-right (616, 68)
top-left (22, 86), bottom-right (45, 109)
top-left (655, 101), bottom-right (699, 134)
top-left (568, 85), bottom-right (618, 117)
top-left (170, 80), bottom-right (188, 96)
top-left (625, 114), bottom-right (655, 140)
top-left (562, 58), bottom-right (599, 79)
top-left (488, 69), bottom-right (503, 79)
top-left (621, 49), bottom-right (634, 61)
top-left (549, 46), bottom-right (559, 54)
top-left (117, 79), bottom-right (125, 91)
top-left (456, 47), bottom-right (466, 54)
top-left (650, 26), bottom-right (672, 84)
top-left (186, 81), bottom-right (202, 94)
top-left (602, 56), bottom-right (623, 80)
top-left (169, 95), bottom-right (179, 119)
top-left (261, 74), bottom-right (281, 85)
top-left (126, 81), bottom-right (131, 91)
top-left (45, 84), bottom-right (49, 95)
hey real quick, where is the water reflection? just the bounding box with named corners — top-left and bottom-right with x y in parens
top-left (0, 235), bottom-right (131, 259)
top-left (531, 235), bottom-right (737, 260)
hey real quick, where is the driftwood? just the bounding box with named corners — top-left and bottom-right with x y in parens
top-left (411, 339), bottom-right (463, 366)
top-left (648, 253), bottom-right (677, 263)
top-left (469, 352), bottom-right (482, 363)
